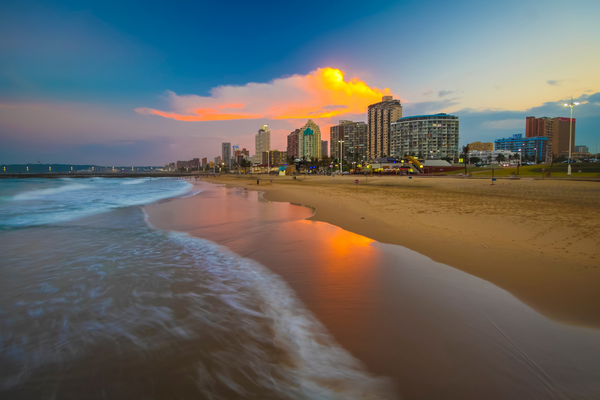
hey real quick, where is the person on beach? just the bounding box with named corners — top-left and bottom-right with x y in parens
top-left (257, 178), bottom-right (260, 185)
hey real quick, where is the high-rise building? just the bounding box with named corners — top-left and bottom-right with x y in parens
top-left (467, 141), bottom-right (493, 151)
top-left (574, 145), bottom-right (589, 153)
top-left (255, 124), bottom-right (270, 157)
top-left (298, 120), bottom-right (322, 159)
top-left (222, 143), bottom-right (231, 169)
top-left (330, 120), bottom-right (368, 161)
top-left (390, 114), bottom-right (459, 160)
top-left (201, 157), bottom-right (207, 167)
top-left (287, 129), bottom-right (300, 159)
top-left (321, 140), bottom-right (328, 157)
top-left (368, 96), bottom-right (403, 159)
top-left (494, 134), bottom-right (548, 162)
top-left (525, 116), bottom-right (575, 156)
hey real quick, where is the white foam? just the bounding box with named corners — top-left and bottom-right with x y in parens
top-left (13, 183), bottom-right (90, 201)
top-left (167, 232), bottom-right (395, 399)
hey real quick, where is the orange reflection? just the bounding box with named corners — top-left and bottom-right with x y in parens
top-left (298, 220), bottom-right (374, 258)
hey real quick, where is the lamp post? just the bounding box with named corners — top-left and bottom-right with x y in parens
top-left (534, 147), bottom-right (537, 165)
top-left (338, 140), bottom-right (344, 175)
top-left (564, 97), bottom-right (579, 176)
top-left (267, 150), bottom-right (269, 175)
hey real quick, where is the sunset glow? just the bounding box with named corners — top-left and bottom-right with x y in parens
top-left (135, 68), bottom-right (392, 122)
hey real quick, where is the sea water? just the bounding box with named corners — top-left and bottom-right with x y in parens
top-left (0, 178), bottom-right (392, 399)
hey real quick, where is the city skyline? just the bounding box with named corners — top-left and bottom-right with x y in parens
top-left (1, 0), bottom-right (599, 165)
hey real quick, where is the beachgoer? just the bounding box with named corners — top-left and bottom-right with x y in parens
top-left (257, 178), bottom-right (260, 185)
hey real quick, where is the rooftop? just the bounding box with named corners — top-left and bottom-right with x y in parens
top-left (396, 113), bottom-right (458, 121)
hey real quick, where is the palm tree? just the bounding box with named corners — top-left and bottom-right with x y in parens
top-left (461, 144), bottom-right (470, 174)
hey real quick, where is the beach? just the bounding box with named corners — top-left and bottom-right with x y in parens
top-left (144, 177), bottom-right (600, 399)
top-left (2, 177), bottom-right (599, 399)
top-left (201, 174), bottom-right (600, 329)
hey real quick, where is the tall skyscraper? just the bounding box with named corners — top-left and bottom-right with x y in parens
top-left (255, 124), bottom-right (271, 157)
top-left (330, 120), bottom-right (368, 161)
top-left (287, 129), bottom-right (300, 159)
top-left (222, 142), bottom-right (231, 169)
top-left (201, 157), bottom-right (207, 167)
top-left (298, 120), bottom-right (322, 159)
top-left (321, 140), bottom-right (328, 157)
top-left (525, 116), bottom-right (575, 156)
top-left (368, 96), bottom-right (403, 159)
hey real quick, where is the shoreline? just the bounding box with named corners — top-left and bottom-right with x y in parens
top-left (143, 180), bottom-right (600, 399)
top-left (201, 174), bottom-right (600, 329)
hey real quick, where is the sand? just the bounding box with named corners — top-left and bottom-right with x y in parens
top-left (203, 174), bottom-right (600, 329)
top-left (143, 180), bottom-right (600, 399)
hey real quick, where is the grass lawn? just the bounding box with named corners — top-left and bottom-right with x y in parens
top-left (444, 163), bottom-right (600, 178)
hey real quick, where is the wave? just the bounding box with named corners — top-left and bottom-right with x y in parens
top-left (0, 219), bottom-right (394, 399)
top-left (0, 179), bottom-right (192, 227)
top-left (121, 178), bottom-right (149, 185)
top-left (12, 183), bottom-right (90, 201)
top-left (168, 232), bottom-right (395, 399)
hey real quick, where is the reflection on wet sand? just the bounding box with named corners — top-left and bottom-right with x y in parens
top-left (145, 182), bottom-right (600, 400)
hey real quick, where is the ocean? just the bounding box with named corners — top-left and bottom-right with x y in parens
top-left (0, 178), bottom-right (392, 399)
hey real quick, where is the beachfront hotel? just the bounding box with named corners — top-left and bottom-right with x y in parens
top-left (525, 116), bottom-right (575, 157)
top-left (251, 125), bottom-right (271, 164)
top-left (221, 142), bottom-right (231, 169)
top-left (390, 113), bottom-right (460, 160)
top-left (494, 134), bottom-right (549, 163)
top-left (287, 129), bottom-right (301, 159)
top-left (297, 120), bottom-right (322, 159)
top-left (368, 96), bottom-right (403, 159)
top-left (330, 120), bottom-right (368, 161)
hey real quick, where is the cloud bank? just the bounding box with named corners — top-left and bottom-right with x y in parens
top-left (135, 68), bottom-right (392, 121)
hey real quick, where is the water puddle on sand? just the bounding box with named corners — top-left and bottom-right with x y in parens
top-left (145, 182), bottom-right (600, 400)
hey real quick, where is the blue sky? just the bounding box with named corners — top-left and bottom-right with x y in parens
top-left (1, 0), bottom-right (599, 164)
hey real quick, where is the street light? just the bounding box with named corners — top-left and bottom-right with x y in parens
top-left (564, 97), bottom-right (579, 176)
top-left (534, 147), bottom-right (537, 165)
top-left (338, 140), bottom-right (344, 175)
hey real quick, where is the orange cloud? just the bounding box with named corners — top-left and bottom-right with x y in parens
top-left (135, 67), bottom-right (392, 122)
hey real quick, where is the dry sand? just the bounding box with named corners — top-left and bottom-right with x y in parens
top-left (204, 174), bottom-right (600, 328)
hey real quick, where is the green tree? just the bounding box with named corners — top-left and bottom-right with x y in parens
top-left (240, 159), bottom-right (252, 174)
top-left (496, 153), bottom-right (506, 163)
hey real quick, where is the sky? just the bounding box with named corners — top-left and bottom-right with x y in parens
top-left (1, 0), bottom-right (599, 165)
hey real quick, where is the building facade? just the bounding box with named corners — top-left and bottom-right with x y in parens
top-left (201, 157), bottom-right (207, 167)
top-left (525, 116), bottom-right (575, 156)
top-left (287, 129), bottom-right (300, 159)
top-left (262, 150), bottom-right (287, 165)
top-left (574, 145), bottom-right (588, 153)
top-left (321, 140), bottom-right (328, 157)
top-left (390, 113), bottom-right (459, 160)
top-left (297, 120), bottom-right (322, 159)
top-left (368, 96), bottom-right (403, 159)
top-left (468, 149), bottom-right (518, 163)
top-left (221, 143), bottom-right (231, 168)
top-left (330, 120), bottom-right (368, 162)
top-left (255, 125), bottom-right (271, 158)
top-left (467, 141), bottom-right (493, 151)
top-left (494, 134), bottom-right (549, 163)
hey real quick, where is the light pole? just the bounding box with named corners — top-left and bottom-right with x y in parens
top-left (564, 97), bottom-right (579, 175)
top-left (534, 147), bottom-right (537, 165)
top-left (338, 140), bottom-right (344, 174)
top-left (267, 150), bottom-right (270, 175)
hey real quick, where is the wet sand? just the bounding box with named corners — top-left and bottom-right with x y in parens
top-left (145, 182), bottom-right (600, 400)
top-left (203, 175), bottom-right (600, 329)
